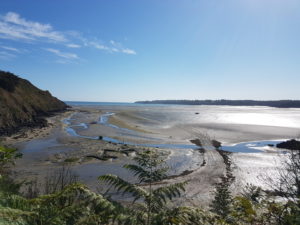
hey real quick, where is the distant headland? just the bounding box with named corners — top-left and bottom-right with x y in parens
top-left (135, 100), bottom-right (300, 108)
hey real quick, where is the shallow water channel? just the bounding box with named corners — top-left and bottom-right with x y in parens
top-left (64, 112), bottom-right (283, 153)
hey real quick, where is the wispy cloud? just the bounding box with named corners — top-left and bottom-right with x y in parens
top-left (0, 11), bottom-right (136, 61)
top-left (0, 12), bottom-right (66, 42)
top-left (110, 40), bottom-right (136, 55)
top-left (66, 43), bottom-right (81, 48)
top-left (44, 48), bottom-right (78, 59)
top-left (88, 41), bottom-right (110, 51)
top-left (121, 48), bottom-right (136, 55)
top-left (87, 40), bottom-right (136, 55)
top-left (0, 45), bottom-right (21, 52)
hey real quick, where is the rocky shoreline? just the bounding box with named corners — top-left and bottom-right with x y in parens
top-left (0, 110), bottom-right (70, 137)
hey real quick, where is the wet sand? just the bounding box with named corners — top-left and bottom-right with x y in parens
top-left (4, 105), bottom-right (300, 207)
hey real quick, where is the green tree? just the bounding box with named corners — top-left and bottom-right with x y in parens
top-left (210, 176), bottom-right (233, 221)
top-left (0, 145), bottom-right (23, 195)
top-left (99, 150), bottom-right (188, 225)
top-left (0, 145), bottom-right (22, 175)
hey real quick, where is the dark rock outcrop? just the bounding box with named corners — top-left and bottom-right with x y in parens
top-left (0, 70), bottom-right (68, 136)
top-left (276, 139), bottom-right (300, 150)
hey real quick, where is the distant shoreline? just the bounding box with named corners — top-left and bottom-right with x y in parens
top-left (135, 100), bottom-right (300, 108)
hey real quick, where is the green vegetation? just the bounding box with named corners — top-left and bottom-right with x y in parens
top-left (0, 145), bottom-right (22, 195)
top-left (0, 70), bottom-right (68, 136)
top-left (99, 150), bottom-right (187, 225)
top-left (0, 72), bottom-right (19, 92)
top-left (210, 176), bottom-right (233, 221)
top-left (64, 157), bottom-right (80, 163)
top-left (0, 144), bottom-right (299, 224)
top-left (0, 145), bottom-right (22, 173)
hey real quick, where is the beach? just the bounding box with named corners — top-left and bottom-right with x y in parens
top-left (4, 103), bottom-right (300, 207)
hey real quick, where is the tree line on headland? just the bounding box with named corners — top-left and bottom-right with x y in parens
top-left (135, 99), bottom-right (300, 108)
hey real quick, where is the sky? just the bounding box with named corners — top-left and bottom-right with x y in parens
top-left (0, 0), bottom-right (300, 102)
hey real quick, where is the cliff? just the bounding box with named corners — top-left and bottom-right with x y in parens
top-left (0, 70), bottom-right (68, 136)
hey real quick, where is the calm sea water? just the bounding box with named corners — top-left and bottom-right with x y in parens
top-left (65, 101), bottom-right (170, 107)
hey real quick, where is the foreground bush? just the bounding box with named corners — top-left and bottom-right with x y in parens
top-left (0, 144), bottom-right (299, 224)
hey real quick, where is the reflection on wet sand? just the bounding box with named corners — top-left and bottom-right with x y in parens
top-left (8, 104), bottom-right (300, 206)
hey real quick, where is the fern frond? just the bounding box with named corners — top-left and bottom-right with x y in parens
top-left (124, 164), bottom-right (169, 183)
top-left (153, 182), bottom-right (187, 204)
top-left (29, 182), bottom-right (128, 224)
top-left (0, 206), bottom-right (35, 225)
top-left (133, 150), bottom-right (167, 169)
top-left (0, 193), bottom-right (31, 212)
top-left (98, 174), bottom-right (148, 199)
top-left (123, 164), bottom-right (149, 180)
top-left (151, 206), bottom-right (190, 225)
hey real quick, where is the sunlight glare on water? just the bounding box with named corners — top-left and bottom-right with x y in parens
top-left (138, 106), bottom-right (300, 129)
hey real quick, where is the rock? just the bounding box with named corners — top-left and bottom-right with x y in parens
top-left (276, 139), bottom-right (300, 150)
top-left (212, 140), bottom-right (222, 149)
top-left (190, 139), bottom-right (202, 147)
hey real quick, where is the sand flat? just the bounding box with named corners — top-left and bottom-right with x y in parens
top-left (6, 104), bottom-right (300, 207)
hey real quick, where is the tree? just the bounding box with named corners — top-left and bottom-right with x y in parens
top-left (210, 176), bottom-right (233, 221)
top-left (241, 183), bottom-right (263, 204)
top-left (0, 145), bottom-right (22, 175)
top-left (0, 145), bottom-right (22, 195)
top-left (98, 149), bottom-right (188, 225)
top-left (260, 149), bottom-right (300, 224)
top-left (44, 164), bottom-right (79, 195)
top-left (265, 150), bottom-right (300, 203)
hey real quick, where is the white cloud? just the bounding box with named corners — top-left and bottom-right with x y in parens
top-left (88, 41), bottom-right (110, 51)
top-left (88, 39), bottom-right (136, 55)
top-left (44, 48), bottom-right (78, 59)
top-left (110, 40), bottom-right (136, 55)
top-left (66, 43), bottom-right (81, 48)
top-left (121, 48), bottom-right (136, 55)
top-left (0, 45), bottom-right (20, 52)
top-left (0, 12), bottom-right (66, 42)
top-left (0, 12), bottom-right (137, 59)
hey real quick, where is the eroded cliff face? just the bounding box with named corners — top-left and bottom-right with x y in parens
top-left (0, 71), bottom-right (68, 136)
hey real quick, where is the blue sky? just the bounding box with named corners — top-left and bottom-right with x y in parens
top-left (0, 0), bottom-right (299, 102)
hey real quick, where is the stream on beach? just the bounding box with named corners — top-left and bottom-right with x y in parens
top-left (64, 111), bottom-right (284, 153)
